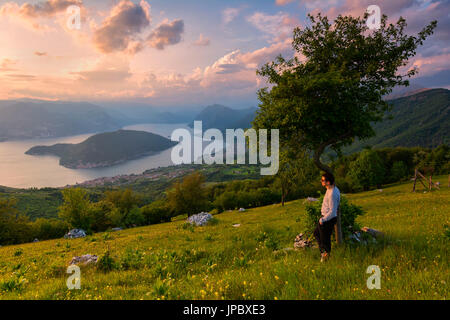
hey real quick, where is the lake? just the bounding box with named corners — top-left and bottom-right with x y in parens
top-left (0, 123), bottom-right (196, 189)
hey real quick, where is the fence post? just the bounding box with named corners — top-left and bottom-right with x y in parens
top-left (412, 169), bottom-right (418, 192)
top-left (335, 205), bottom-right (343, 245)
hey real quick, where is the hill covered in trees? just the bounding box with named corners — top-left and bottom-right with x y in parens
top-left (25, 130), bottom-right (177, 169)
top-left (344, 88), bottom-right (449, 153)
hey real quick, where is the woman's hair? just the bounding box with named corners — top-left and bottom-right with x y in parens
top-left (322, 172), bottom-right (335, 185)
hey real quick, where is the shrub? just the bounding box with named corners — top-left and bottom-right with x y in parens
top-left (32, 218), bottom-right (69, 240)
top-left (97, 250), bottom-right (118, 272)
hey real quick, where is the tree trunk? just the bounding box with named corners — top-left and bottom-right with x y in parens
top-left (313, 146), bottom-right (333, 174)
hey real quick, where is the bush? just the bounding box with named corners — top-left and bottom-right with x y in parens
top-left (32, 218), bottom-right (69, 240)
top-left (304, 193), bottom-right (364, 239)
top-left (97, 251), bottom-right (118, 272)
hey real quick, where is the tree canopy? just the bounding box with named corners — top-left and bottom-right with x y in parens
top-left (253, 13), bottom-right (437, 174)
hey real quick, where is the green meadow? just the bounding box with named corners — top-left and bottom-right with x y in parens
top-left (0, 176), bottom-right (448, 300)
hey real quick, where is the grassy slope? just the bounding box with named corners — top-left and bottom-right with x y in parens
top-left (0, 176), bottom-right (448, 300)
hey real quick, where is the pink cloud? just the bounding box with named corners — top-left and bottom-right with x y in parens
top-left (194, 34), bottom-right (210, 46)
top-left (93, 0), bottom-right (151, 54)
top-left (147, 19), bottom-right (184, 50)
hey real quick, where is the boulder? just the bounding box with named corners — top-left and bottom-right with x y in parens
top-left (239, 208), bottom-right (246, 212)
top-left (111, 227), bottom-right (123, 232)
top-left (69, 254), bottom-right (98, 266)
top-left (232, 224), bottom-right (241, 228)
top-left (187, 212), bottom-right (213, 226)
top-left (64, 229), bottom-right (87, 239)
top-left (361, 227), bottom-right (384, 238)
top-left (294, 233), bottom-right (313, 249)
top-left (305, 197), bottom-right (319, 203)
top-left (33, 238), bottom-right (39, 243)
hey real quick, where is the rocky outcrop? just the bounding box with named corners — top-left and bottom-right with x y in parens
top-left (187, 212), bottom-right (213, 226)
top-left (294, 233), bottom-right (313, 249)
top-left (69, 254), bottom-right (98, 266)
top-left (64, 229), bottom-right (87, 239)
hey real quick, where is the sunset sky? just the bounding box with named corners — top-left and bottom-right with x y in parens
top-left (0, 0), bottom-right (448, 107)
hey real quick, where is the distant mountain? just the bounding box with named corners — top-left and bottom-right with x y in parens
top-left (25, 130), bottom-right (177, 169)
top-left (344, 88), bottom-right (450, 154)
top-left (99, 103), bottom-right (196, 125)
top-left (384, 83), bottom-right (429, 100)
top-left (0, 101), bottom-right (120, 141)
top-left (189, 104), bottom-right (257, 131)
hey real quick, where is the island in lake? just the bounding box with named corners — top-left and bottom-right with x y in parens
top-left (25, 130), bottom-right (177, 169)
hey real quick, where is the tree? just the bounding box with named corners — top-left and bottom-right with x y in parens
top-left (167, 172), bottom-right (209, 216)
top-left (0, 197), bottom-right (33, 245)
top-left (104, 189), bottom-right (141, 226)
top-left (58, 188), bottom-right (93, 231)
top-left (275, 148), bottom-right (318, 206)
top-left (349, 149), bottom-right (385, 190)
top-left (253, 13), bottom-right (437, 174)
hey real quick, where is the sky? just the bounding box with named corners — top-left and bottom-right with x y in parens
top-left (0, 0), bottom-right (448, 108)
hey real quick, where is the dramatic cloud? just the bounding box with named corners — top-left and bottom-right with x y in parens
top-left (147, 19), bottom-right (184, 50)
top-left (93, 0), bottom-right (151, 54)
top-left (194, 34), bottom-right (210, 46)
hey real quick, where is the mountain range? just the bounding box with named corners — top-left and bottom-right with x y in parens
top-left (0, 100), bottom-right (120, 141)
top-left (188, 104), bottom-right (257, 131)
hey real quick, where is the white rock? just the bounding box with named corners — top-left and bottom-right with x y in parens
top-left (64, 229), bottom-right (87, 239)
top-left (293, 233), bottom-right (312, 249)
top-left (187, 212), bottom-right (213, 226)
top-left (69, 254), bottom-right (98, 266)
top-left (239, 208), bottom-right (246, 212)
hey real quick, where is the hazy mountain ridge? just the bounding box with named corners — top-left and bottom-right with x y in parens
top-left (0, 100), bottom-right (120, 141)
top-left (25, 130), bottom-right (177, 169)
top-left (189, 104), bottom-right (257, 131)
